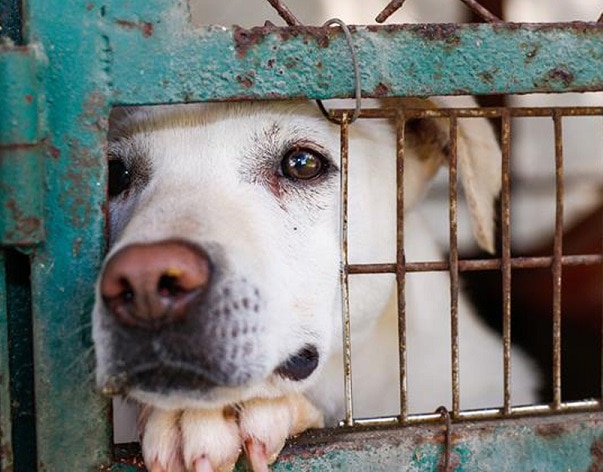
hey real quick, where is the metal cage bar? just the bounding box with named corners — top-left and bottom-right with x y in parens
top-left (448, 116), bottom-right (461, 418)
top-left (339, 114), bottom-right (354, 427)
top-left (395, 112), bottom-right (408, 423)
top-left (552, 110), bottom-right (565, 410)
top-left (332, 105), bottom-right (602, 430)
top-left (500, 110), bottom-right (513, 414)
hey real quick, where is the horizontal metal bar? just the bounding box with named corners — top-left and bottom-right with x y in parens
top-left (348, 254), bottom-right (603, 274)
top-left (111, 409), bottom-right (603, 471)
top-left (333, 106), bottom-right (603, 119)
top-left (100, 19), bottom-right (603, 104)
top-left (349, 399), bottom-right (603, 428)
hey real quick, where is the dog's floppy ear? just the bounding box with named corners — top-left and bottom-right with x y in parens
top-left (384, 96), bottom-right (501, 253)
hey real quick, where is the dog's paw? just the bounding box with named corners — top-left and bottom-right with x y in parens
top-left (139, 405), bottom-right (241, 472)
top-left (239, 394), bottom-right (325, 470)
top-left (138, 394), bottom-right (323, 472)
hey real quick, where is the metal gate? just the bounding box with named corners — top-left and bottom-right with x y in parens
top-left (1, 0), bottom-right (602, 470)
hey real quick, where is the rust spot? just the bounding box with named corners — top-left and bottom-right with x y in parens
top-left (115, 19), bottom-right (154, 38)
top-left (81, 91), bottom-right (108, 132)
top-left (523, 44), bottom-right (539, 63)
top-left (86, 2), bottom-right (94, 11)
top-left (24, 94), bottom-right (33, 103)
top-left (4, 198), bottom-right (42, 240)
top-left (233, 25), bottom-right (272, 58)
top-left (535, 423), bottom-right (568, 438)
top-left (547, 67), bottom-right (575, 87)
top-left (589, 438), bottom-right (603, 472)
top-left (413, 24), bottom-right (461, 45)
top-left (284, 59), bottom-right (298, 69)
top-left (478, 71), bottom-right (495, 84)
top-left (366, 24), bottom-right (402, 34)
top-left (373, 82), bottom-right (390, 97)
top-left (236, 73), bottom-right (255, 89)
top-left (73, 238), bottom-right (83, 257)
top-left (49, 146), bottom-right (61, 159)
top-left (314, 30), bottom-right (330, 48)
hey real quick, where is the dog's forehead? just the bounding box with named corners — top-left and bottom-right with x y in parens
top-left (111, 102), bottom-right (338, 178)
top-left (119, 102), bottom-right (330, 143)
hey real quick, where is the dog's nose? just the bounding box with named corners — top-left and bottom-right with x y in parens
top-left (100, 240), bottom-right (211, 328)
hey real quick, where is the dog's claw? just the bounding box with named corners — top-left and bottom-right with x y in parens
top-left (244, 439), bottom-right (270, 472)
top-left (139, 394), bottom-right (322, 472)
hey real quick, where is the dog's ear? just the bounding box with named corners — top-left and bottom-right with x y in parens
top-left (384, 96), bottom-right (501, 253)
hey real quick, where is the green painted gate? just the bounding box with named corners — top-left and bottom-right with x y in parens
top-left (1, 0), bottom-right (602, 470)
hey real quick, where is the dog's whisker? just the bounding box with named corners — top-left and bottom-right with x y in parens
top-left (62, 321), bottom-right (94, 339)
top-left (64, 344), bottom-right (96, 375)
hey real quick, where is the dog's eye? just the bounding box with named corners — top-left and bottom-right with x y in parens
top-left (108, 159), bottom-right (131, 197)
top-left (280, 148), bottom-right (327, 181)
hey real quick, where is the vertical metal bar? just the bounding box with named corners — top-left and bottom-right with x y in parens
top-left (339, 114), bottom-right (354, 426)
top-left (501, 110), bottom-right (512, 414)
top-left (552, 110), bottom-right (564, 410)
top-left (396, 112), bottom-right (408, 423)
top-left (448, 116), bottom-right (460, 417)
top-left (0, 252), bottom-right (13, 470)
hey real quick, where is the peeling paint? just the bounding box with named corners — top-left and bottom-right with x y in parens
top-left (413, 23), bottom-right (461, 44)
top-left (115, 19), bottom-right (154, 38)
top-left (373, 82), bottom-right (391, 97)
top-left (547, 66), bottom-right (575, 87)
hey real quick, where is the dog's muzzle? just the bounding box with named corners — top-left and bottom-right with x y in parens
top-left (98, 239), bottom-right (320, 398)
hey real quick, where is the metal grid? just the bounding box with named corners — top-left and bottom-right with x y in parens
top-left (2, 0), bottom-right (603, 469)
top-left (332, 105), bottom-right (603, 428)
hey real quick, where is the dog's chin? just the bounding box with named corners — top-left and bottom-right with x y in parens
top-left (123, 344), bottom-right (322, 410)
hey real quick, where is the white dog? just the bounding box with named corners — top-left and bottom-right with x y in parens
top-left (93, 97), bottom-right (538, 471)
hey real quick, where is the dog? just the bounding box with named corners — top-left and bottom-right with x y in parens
top-left (92, 96), bottom-right (539, 471)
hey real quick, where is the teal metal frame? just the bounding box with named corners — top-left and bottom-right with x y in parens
top-left (0, 0), bottom-right (602, 470)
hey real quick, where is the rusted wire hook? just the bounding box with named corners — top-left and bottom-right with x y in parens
top-left (316, 18), bottom-right (362, 124)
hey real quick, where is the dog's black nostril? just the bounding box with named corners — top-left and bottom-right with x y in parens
top-left (119, 278), bottom-right (135, 302)
top-left (275, 345), bottom-right (319, 381)
top-left (158, 273), bottom-right (186, 298)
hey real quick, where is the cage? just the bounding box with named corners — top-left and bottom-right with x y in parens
top-left (0, 0), bottom-right (602, 470)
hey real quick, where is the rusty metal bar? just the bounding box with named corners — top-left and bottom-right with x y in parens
top-left (265, 0), bottom-right (301, 26)
top-left (348, 399), bottom-right (603, 428)
top-left (458, 0), bottom-right (502, 23)
top-left (395, 112), bottom-right (408, 423)
top-left (375, 0), bottom-right (407, 23)
top-left (347, 254), bottom-right (602, 275)
top-left (332, 107), bottom-right (603, 120)
top-left (552, 111), bottom-right (564, 410)
top-left (501, 110), bottom-right (512, 414)
top-left (339, 114), bottom-right (354, 426)
top-left (449, 116), bottom-right (460, 418)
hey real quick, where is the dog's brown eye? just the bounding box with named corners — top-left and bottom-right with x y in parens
top-left (280, 149), bottom-right (326, 181)
top-left (108, 159), bottom-right (131, 197)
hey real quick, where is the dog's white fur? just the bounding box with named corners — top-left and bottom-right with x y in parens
top-left (93, 97), bottom-right (538, 470)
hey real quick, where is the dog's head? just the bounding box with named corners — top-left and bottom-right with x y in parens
top-left (92, 99), bottom-right (500, 410)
